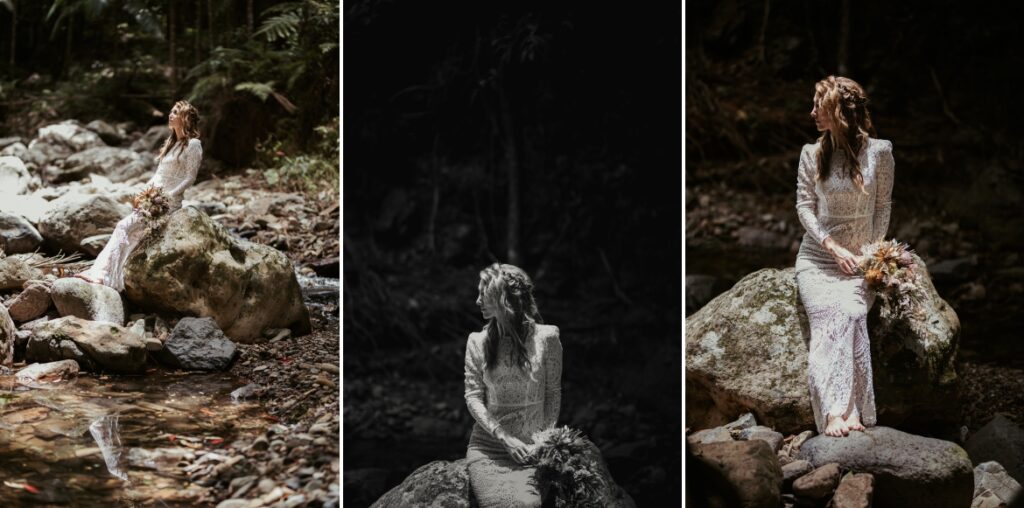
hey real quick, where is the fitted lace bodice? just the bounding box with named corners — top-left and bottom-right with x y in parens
top-left (148, 138), bottom-right (202, 210)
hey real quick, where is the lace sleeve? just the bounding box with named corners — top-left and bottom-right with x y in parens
top-left (796, 144), bottom-right (830, 245)
top-left (164, 139), bottom-right (202, 197)
top-left (542, 326), bottom-right (563, 429)
top-left (464, 332), bottom-right (501, 436)
top-left (872, 141), bottom-right (895, 242)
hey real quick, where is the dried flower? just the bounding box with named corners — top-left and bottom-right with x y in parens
top-left (527, 426), bottom-right (606, 507)
top-left (858, 239), bottom-right (925, 320)
top-left (131, 186), bottom-right (170, 218)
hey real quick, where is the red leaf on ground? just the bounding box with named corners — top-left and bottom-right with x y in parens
top-left (23, 485), bottom-right (39, 494)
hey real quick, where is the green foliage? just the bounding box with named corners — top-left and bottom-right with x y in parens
top-left (256, 117), bottom-right (338, 194)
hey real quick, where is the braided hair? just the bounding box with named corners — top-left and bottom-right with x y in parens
top-left (478, 263), bottom-right (544, 371)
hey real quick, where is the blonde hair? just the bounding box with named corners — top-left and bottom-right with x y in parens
top-left (479, 263), bottom-right (543, 372)
top-left (813, 76), bottom-right (876, 193)
top-left (157, 100), bottom-right (201, 161)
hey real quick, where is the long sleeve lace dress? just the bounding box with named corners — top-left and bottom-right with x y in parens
top-left (79, 138), bottom-right (202, 291)
top-left (795, 137), bottom-right (894, 434)
top-left (464, 323), bottom-right (562, 507)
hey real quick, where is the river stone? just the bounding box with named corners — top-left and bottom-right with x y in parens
top-left (738, 426), bottom-right (785, 453)
top-left (0, 304), bottom-right (14, 366)
top-left (0, 256), bottom-right (43, 291)
top-left (973, 461), bottom-right (1022, 505)
top-left (0, 212), bottom-right (43, 254)
top-left (0, 141), bottom-right (27, 159)
top-left (686, 254), bottom-right (960, 434)
top-left (51, 278), bottom-right (124, 324)
top-left (688, 426), bottom-right (734, 446)
top-left (782, 459), bottom-right (815, 490)
top-left (832, 472), bottom-right (875, 508)
top-left (80, 234), bottom-right (111, 257)
top-left (966, 415), bottom-right (1024, 485)
top-left (0, 156), bottom-right (31, 196)
top-left (37, 193), bottom-right (130, 254)
top-left (131, 125), bottom-right (171, 153)
top-left (691, 440), bottom-right (782, 508)
top-left (59, 146), bottom-right (153, 183)
top-left (370, 460), bottom-right (474, 508)
top-left (16, 359), bottom-right (79, 385)
top-left (8, 280), bottom-right (52, 323)
top-left (796, 426), bottom-right (973, 508)
top-left (24, 120), bottom-right (106, 166)
top-left (792, 462), bottom-right (841, 501)
top-left (155, 317), bottom-right (238, 371)
top-left (86, 120), bottom-right (125, 146)
top-left (123, 206), bottom-right (311, 343)
top-left (25, 316), bottom-right (146, 373)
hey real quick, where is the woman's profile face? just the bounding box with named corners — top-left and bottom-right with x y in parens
top-left (168, 105), bottom-right (183, 130)
top-left (810, 94), bottom-right (830, 133)
top-left (476, 279), bottom-right (495, 320)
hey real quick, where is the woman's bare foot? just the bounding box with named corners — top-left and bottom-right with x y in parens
top-left (845, 414), bottom-right (866, 432)
top-left (825, 415), bottom-right (849, 437)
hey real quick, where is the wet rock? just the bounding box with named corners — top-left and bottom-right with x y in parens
top-left (124, 207), bottom-right (311, 343)
top-left (792, 462), bottom-right (841, 501)
top-left (0, 212), bottom-right (43, 254)
top-left (796, 426), bottom-right (973, 508)
top-left (690, 440), bottom-right (782, 508)
top-left (58, 146), bottom-right (153, 183)
top-left (0, 256), bottom-right (42, 291)
top-left (0, 304), bottom-right (15, 365)
top-left (154, 317), bottom-right (238, 371)
top-left (0, 155), bottom-right (32, 196)
top-left (37, 194), bottom-right (130, 254)
top-left (972, 461), bottom-right (1021, 506)
top-left (51, 278), bottom-right (125, 324)
top-left (686, 256), bottom-right (960, 434)
top-left (25, 120), bottom-right (106, 166)
top-left (687, 426), bottom-right (734, 445)
top-left (86, 120), bottom-right (125, 146)
top-left (16, 359), bottom-right (79, 384)
top-left (130, 125), bottom-right (171, 153)
top-left (25, 316), bottom-right (147, 373)
top-left (7, 280), bottom-right (52, 322)
top-left (966, 415), bottom-right (1024, 484)
top-left (782, 459), bottom-right (814, 490)
top-left (831, 472), bottom-right (874, 508)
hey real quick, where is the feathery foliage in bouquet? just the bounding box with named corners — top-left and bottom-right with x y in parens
top-left (859, 239), bottom-right (925, 319)
top-left (526, 426), bottom-right (607, 508)
top-left (130, 186), bottom-right (170, 218)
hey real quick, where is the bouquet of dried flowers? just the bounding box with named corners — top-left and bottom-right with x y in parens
top-left (131, 186), bottom-right (170, 219)
top-left (526, 426), bottom-right (607, 508)
top-left (858, 239), bottom-right (925, 319)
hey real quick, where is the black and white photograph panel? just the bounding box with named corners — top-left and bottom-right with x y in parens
top-left (0, 1), bottom-right (340, 506)
top-left (344, 1), bottom-right (682, 506)
top-left (686, 1), bottom-right (1024, 507)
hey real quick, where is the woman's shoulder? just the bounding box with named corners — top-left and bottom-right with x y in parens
top-left (188, 137), bottom-right (203, 150)
top-left (800, 141), bottom-right (820, 158)
top-left (535, 324), bottom-right (561, 343)
top-left (868, 137), bottom-right (893, 153)
top-left (467, 329), bottom-right (487, 349)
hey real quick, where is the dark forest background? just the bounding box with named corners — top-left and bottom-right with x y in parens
top-left (343, 1), bottom-right (682, 506)
top-left (686, 0), bottom-right (1024, 448)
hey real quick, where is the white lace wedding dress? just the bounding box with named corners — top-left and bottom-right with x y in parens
top-left (795, 137), bottom-right (895, 433)
top-left (79, 138), bottom-right (202, 291)
top-left (464, 323), bottom-right (562, 507)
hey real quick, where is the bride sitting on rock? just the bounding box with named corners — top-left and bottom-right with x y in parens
top-left (74, 100), bottom-right (202, 291)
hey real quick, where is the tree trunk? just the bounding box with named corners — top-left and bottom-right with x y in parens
top-left (207, 0), bottom-right (214, 50)
top-left (64, 16), bottom-right (72, 77)
top-left (8, 0), bottom-right (15, 67)
top-left (194, 0), bottom-right (201, 64)
top-left (837, 0), bottom-right (849, 75)
top-left (169, 0), bottom-right (177, 95)
top-left (757, 0), bottom-right (770, 65)
top-left (246, 0), bottom-right (254, 36)
top-left (498, 79), bottom-right (520, 266)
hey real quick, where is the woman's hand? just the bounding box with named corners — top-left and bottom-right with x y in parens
top-left (495, 428), bottom-right (531, 464)
top-left (823, 237), bottom-right (860, 275)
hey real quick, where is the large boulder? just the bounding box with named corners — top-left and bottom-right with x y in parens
top-left (36, 193), bottom-right (130, 254)
top-left (796, 426), bottom-right (974, 508)
top-left (689, 440), bottom-right (783, 508)
top-left (370, 459), bottom-right (476, 508)
top-left (0, 156), bottom-right (32, 196)
top-left (130, 125), bottom-right (171, 153)
top-left (1, 194), bottom-right (50, 225)
top-left (686, 255), bottom-right (960, 434)
top-left (50, 278), bottom-right (125, 324)
top-left (85, 120), bottom-right (125, 146)
top-left (123, 207), bottom-right (311, 343)
top-left (25, 316), bottom-right (146, 373)
top-left (0, 212), bottom-right (43, 254)
top-left (973, 461), bottom-right (1022, 506)
top-left (155, 317), bottom-right (237, 371)
top-left (56, 146), bottom-right (153, 183)
top-left (965, 415), bottom-right (1024, 485)
top-left (24, 120), bottom-right (106, 167)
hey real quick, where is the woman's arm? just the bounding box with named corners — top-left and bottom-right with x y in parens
top-left (795, 144), bottom-right (831, 245)
top-left (464, 332), bottom-right (502, 436)
top-left (872, 141), bottom-right (895, 242)
top-left (542, 326), bottom-right (563, 429)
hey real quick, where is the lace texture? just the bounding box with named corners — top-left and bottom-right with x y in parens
top-left (464, 324), bottom-right (562, 508)
top-left (80, 138), bottom-right (202, 291)
top-left (794, 138), bottom-right (894, 433)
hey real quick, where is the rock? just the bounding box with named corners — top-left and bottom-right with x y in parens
top-left (0, 256), bottom-right (43, 291)
top-left (85, 120), bottom-right (125, 146)
top-left (687, 426), bottom-right (734, 446)
top-left (782, 459), bottom-right (815, 490)
top-left (966, 415), bottom-right (1024, 485)
top-left (929, 256), bottom-right (978, 283)
top-left (80, 234), bottom-right (111, 257)
top-left (0, 141), bottom-right (27, 159)
top-left (831, 473), bottom-right (875, 508)
top-left (25, 316), bottom-right (146, 373)
top-left (310, 256), bottom-right (340, 278)
top-left (144, 337), bottom-right (163, 351)
top-left (25, 120), bottom-right (106, 166)
top-left (0, 212), bottom-right (43, 253)
top-left (724, 412), bottom-right (758, 432)
top-left (127, 447), bottom-right (195, 470)
top-left (792, 462), bottom-right (841, 501)
top-left (686, 256), bottom-right (960, 434)
top-left (2, 194), bottom-right (50, 224)
top-left (0, 136), bottom-right (22, 150)
top-left (973, 461), bottom-right (1021, 505)
top-left (796, 426), bottom-right (973, 508)
top-left (738, 426), bottom-right (785, 453)
top-left (368, 460), bottom-right (471, 508)
top-left (50, 278), bottom-right (125, 324)
top-left (37, 193), bottom-right (130, 254)
top-left (690, 440), bottom-right (782, 508)
top-left (686, 274), bottom-right (722, 314)
top-left (58, 146), bottom-right (153, 183)
top-left (124, 207), bottom-right (311, 342)
top-left (154, 317), bottom-right (237, 371)
top-left (7, 280), bottom-right (52, 322)
top-left (16, 359), bottom-right (79, 385)
top-left (0, 156), bottom-right (32, 196)
top-left (130, 125), bottom-right (171, 153)
top-left (736, 226), bottom-right (791, 250)
top-left (0, 304), bottom-right (14, 365)
top-left (971, 490), bottom-right (1008, 508)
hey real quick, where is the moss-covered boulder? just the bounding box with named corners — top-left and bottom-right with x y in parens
top-left (123, 206), bottom-right (310, 343)
top-left (686, 255), bottom-right (960, 434)
top-left (372, 460), bottom-right (476, 508)
top-left (25, 316), bottom-right (146, 373)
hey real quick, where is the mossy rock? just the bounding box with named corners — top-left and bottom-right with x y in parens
top-left (371, 459), bottom-right (478, 508)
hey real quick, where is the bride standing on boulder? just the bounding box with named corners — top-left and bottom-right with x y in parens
top-left (74, 100), bottom-right (202, 291)
top-left (796, 76), bottom-right (895, 437)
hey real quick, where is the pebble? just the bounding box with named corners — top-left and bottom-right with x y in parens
top-left (216, 500), bottom-right (251, 508)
